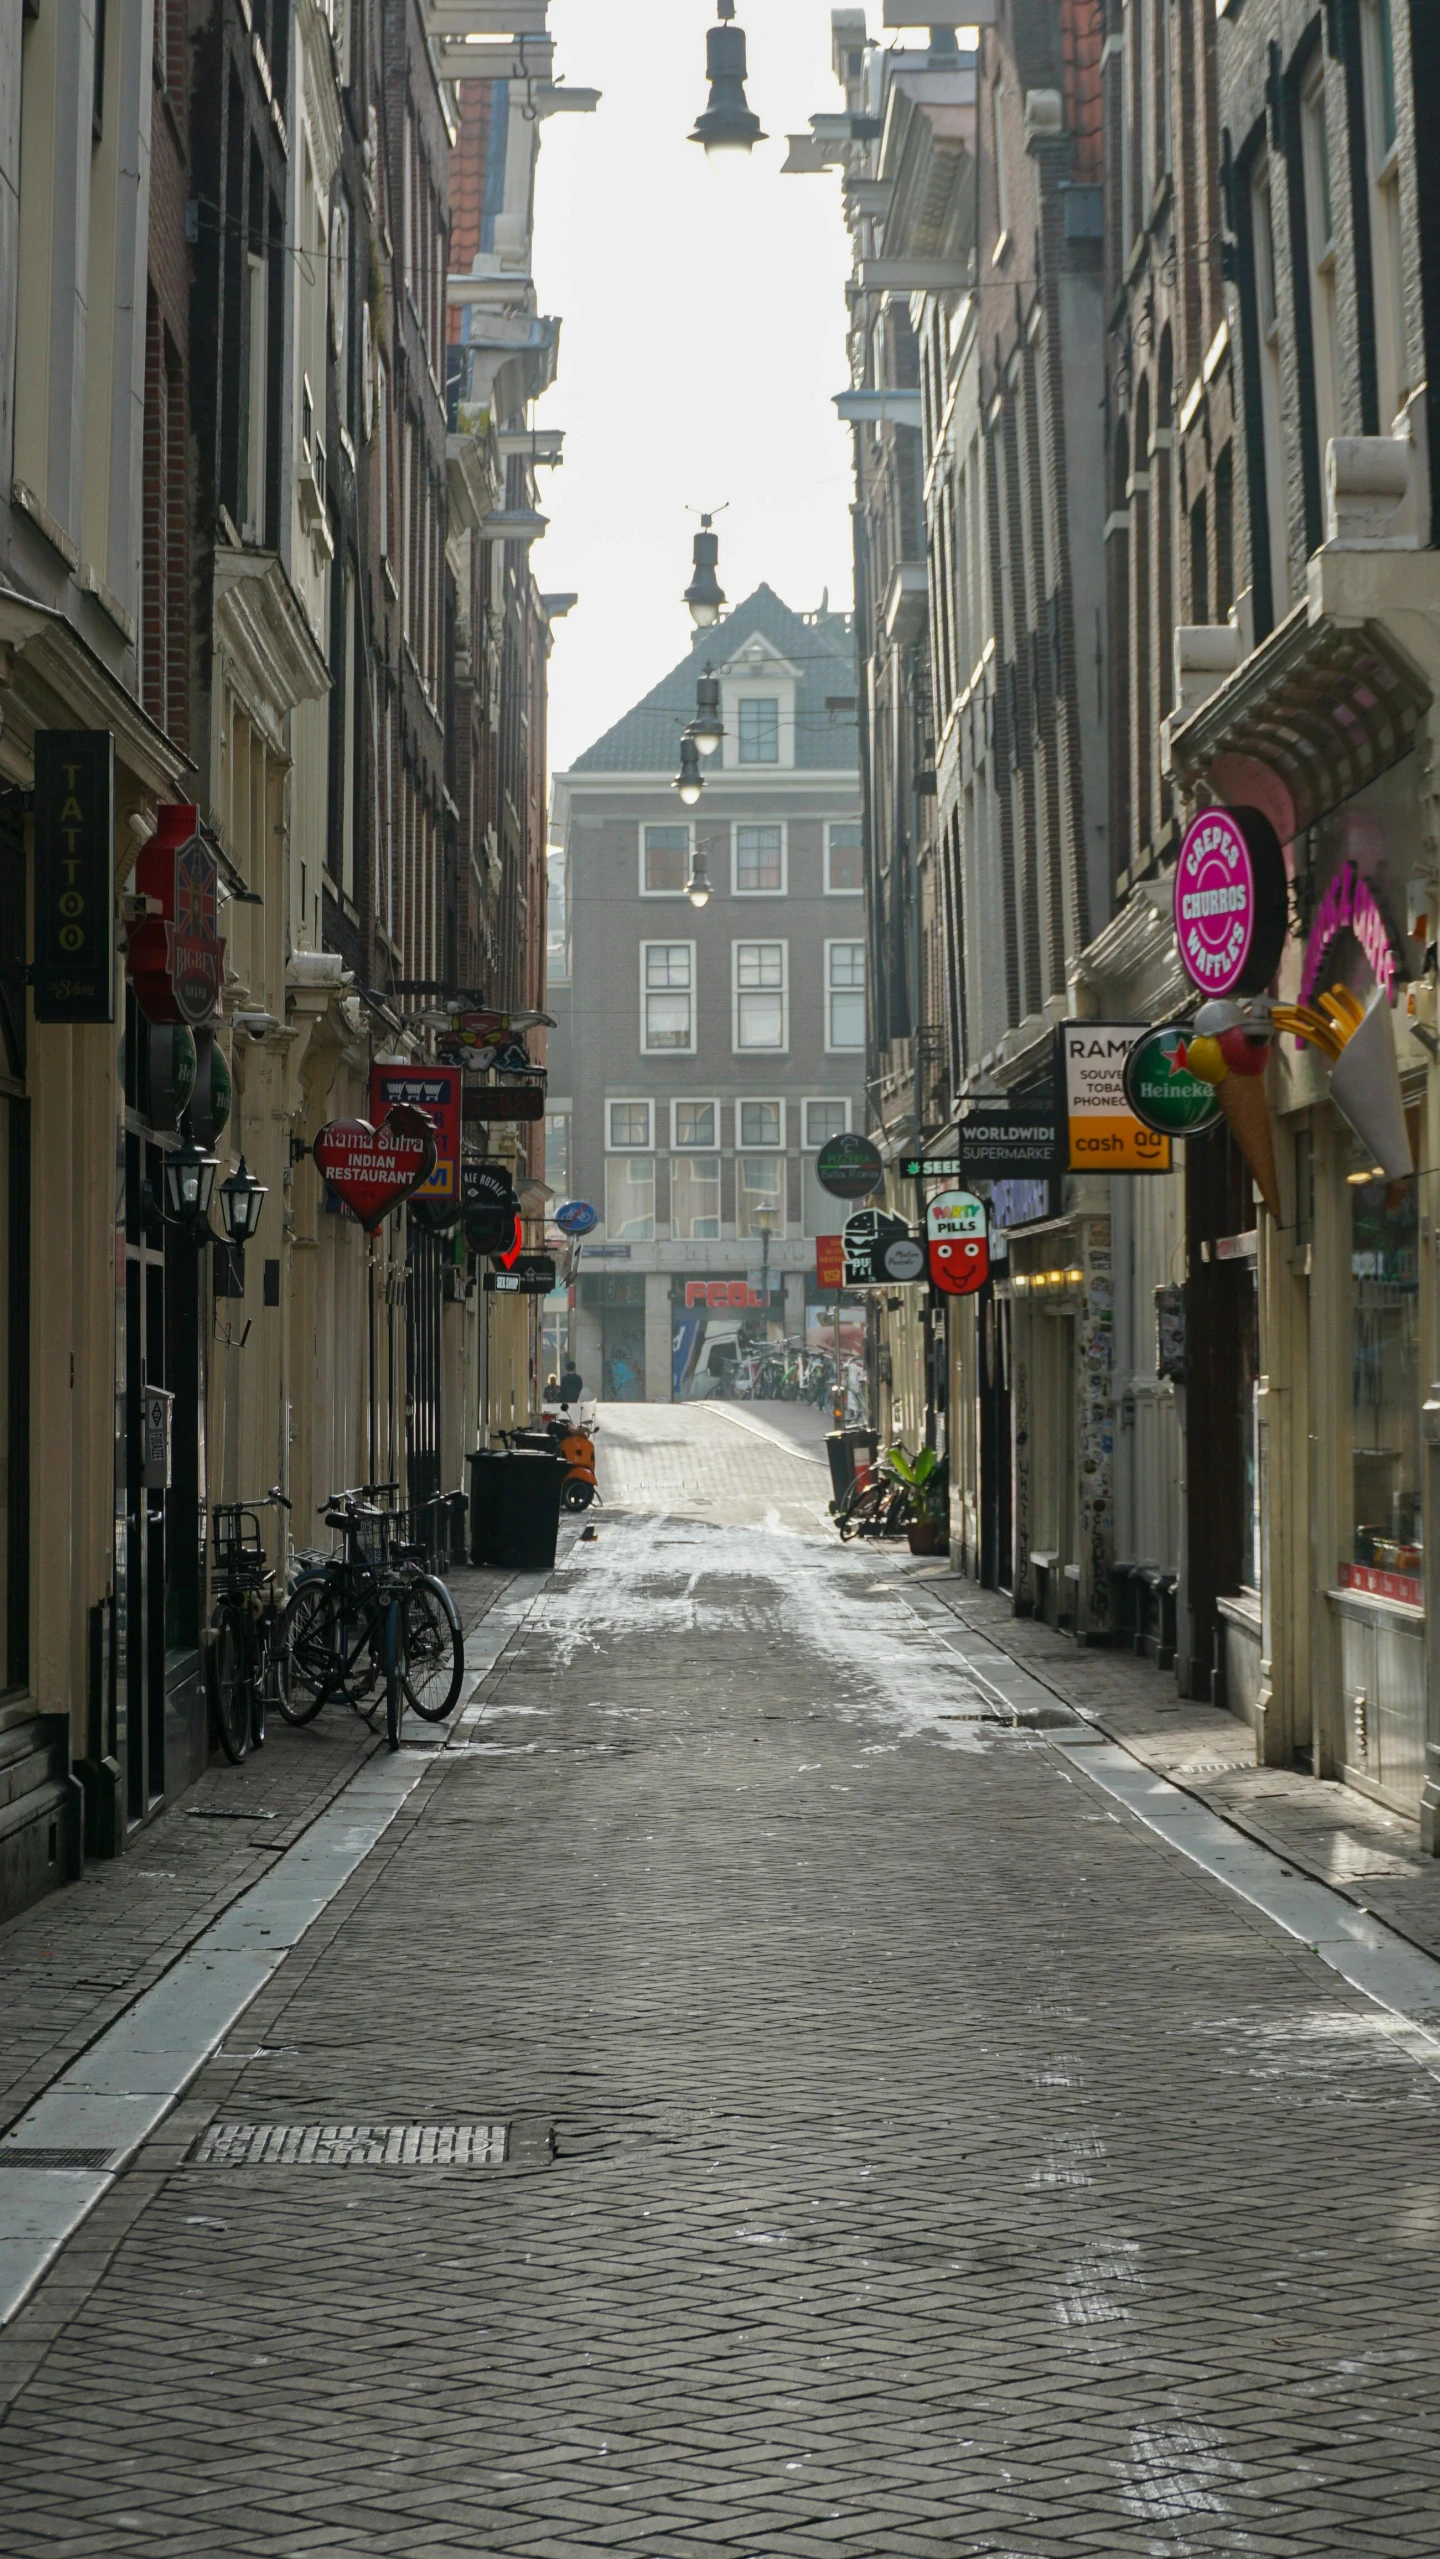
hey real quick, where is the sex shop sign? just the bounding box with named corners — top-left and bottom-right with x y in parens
top-left (126, 804), bottom-right (226, 1027)
top-left (1173, 805), bottom-right (1287, 999)
top-left (370, 1064), bottom-right (460, 1206)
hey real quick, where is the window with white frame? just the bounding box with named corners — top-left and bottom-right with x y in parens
top-left (803, 1097), bottom-right (851, 1150)
top-left (641, 823), bottom-right (690, 896)
top-left (826, 821), bottom-right (863, 894)
top-left (826, 940), bottom-right (866, 1050)
top-left (1363, 0), bottom-right (1409, 431)
top-left (734, 824), bottom-right (785, 894)
top-left (1251, 162), bottom-right (1291, 618)
top-left (671, 1154), bottom-right (721, 1241)
top-left (604, 1154), bottom-right (655, 1241)
top-left (739, 1099), bottom-right (783, 1148)
top-left (738, 698), bottom-right (779, 764)
top-left (607, 1099), bottom-right (653, 1150)
top-left (641, 942), bottom-right (695, 1052)
top-left (737, 1153), bottom-right (785, 1238)
top-left (1301, 67), bottom-right (1341, 479)
top-left (733, 941), bottom-right (787, 1050)
top-left (672, 1098), bottom-right (718, 1148)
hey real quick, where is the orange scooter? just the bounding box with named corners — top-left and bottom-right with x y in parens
top-left (555, 1414), bottom-right (599, 1512)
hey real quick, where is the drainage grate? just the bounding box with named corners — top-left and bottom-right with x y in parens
top-left (0, 2146), bottom-right (116, 2171)
top-left (190, 2121), bottom-right (509, 2169)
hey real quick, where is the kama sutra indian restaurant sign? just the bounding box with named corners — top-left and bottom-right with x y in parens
top-left (127, 804), bottom-right (225, 1026)
top-left (32, 730), bottom-right (116, 1024)
top-left (313, 1108), bottom-right (437, 1231)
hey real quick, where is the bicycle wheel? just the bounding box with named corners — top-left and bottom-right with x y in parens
top-left (838, 1481), bottom-right (882, 1542)
top-left (882, 1482), bottom-right (916, 1538)
top-left (384, 1603), bottom-right (405, 1750)
top-left (401, 1575), bottom-right (464, 1722)
top-left (210, 1602), bottom-right (251, 1764)
top-left (275, 1575), bottom-right (349, 1724)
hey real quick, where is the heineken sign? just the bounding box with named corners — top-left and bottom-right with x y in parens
top-left (33, 729), bottom-right (115, 1024)
top-left (1122, 1025), bottom-right (1223, 1136)
top-left (817, 1133), bottom-right (884, 1200)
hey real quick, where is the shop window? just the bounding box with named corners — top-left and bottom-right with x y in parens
top-left (671, 1154), bottom-right (721, 1241)
top-left (604, 1154), bottom-right (655, 1241)
top-left (642, 824), bottom-right (689, 895)
top-left (737, 1154), bottom-right (785, 1239)
top-left (1347, 1136), bottom-right (1421, 1600)
top-left (826, 822), bottom-right (863, 894)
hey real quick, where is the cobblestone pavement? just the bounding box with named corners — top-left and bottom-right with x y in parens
top-left (5, 1412), bottom-right (1440, 2552)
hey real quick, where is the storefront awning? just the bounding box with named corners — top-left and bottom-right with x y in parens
top-left (1169, 605), bottom-right (1431, 838)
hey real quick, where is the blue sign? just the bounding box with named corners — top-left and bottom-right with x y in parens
top-left (555, 1198), bottom-right (599, 1237)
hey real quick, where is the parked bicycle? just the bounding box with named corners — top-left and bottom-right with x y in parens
top-left (275, 1483), bottom-right (464, 1750)
top-left (209, 1488), bottom-right (292, 1764)
top-left (833, 1455), bottom-right (916, 1543)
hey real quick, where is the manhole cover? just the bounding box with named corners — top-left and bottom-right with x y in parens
top-left (0, 2146), bottom-right (116, 2170)
top-left (189, 2122), bottom-right (509, 2168)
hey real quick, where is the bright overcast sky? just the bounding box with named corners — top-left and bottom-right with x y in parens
top-left (531, 0), bottom-right (859, 781)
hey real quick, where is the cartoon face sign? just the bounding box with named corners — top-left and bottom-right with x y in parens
top-left (925, 1188), bottom-right (989, 1297)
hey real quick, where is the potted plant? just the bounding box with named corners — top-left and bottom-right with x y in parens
top-left (887, 1444), bottom-right (949, 1555)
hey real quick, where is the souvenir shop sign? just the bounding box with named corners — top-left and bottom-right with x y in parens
top-left (1174, 805), bottom-right (1287, 998)
top-left (371, 1064), bottom-right (460, 1203)
top-left (925, 1189), bottom-right (989, 1295)
top-left (127, 803), bottom-right (225, 1026)
top-left (33, 729), bottom-right (116, 1024)
top-left (1300, 858), bottom-right (1402, 1009)
top-left (1060, 1023), bottom-right (1172, 1173)
top-left (462, 1084), bottom-right (546, 1123)
top-left (313, 1106), bottom-right (437, 1231)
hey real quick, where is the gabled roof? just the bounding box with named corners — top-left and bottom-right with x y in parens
top-left (568, 584), bottom-right (858, 772)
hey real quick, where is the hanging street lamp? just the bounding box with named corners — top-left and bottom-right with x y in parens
top-left (683, 516), bottom-right (726, 626)
top-left (690, 666), bottom-right (724, 756)
top-left (674, 734), bottom-right (705, 806)
top-left (685, 847), bottom-right (712, 907)
top-left (162, 1126), bottom-right (219, 1227)
top-left (217, 1155), bottom-right (269, 1248)
top-left (688, 0), bottom-right (766, 158)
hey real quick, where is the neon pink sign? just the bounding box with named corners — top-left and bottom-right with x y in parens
top-left (1299, 859), bottom-right (1397, 1007)
top-left (1175, 808), bottom-right (1259, 994)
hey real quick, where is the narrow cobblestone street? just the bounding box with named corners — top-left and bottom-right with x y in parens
top-left (5, 1407), bottom-right (1440, 2554)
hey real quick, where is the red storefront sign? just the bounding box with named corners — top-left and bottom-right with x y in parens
top-left (126, 804), bottom-right (225, 1026)
top-left (313, 1107), bottom-right (437, 1231)
top-left (370, 1064), bottom-right (460, 1201)
top-left (815, 1236), bottom-right (844, 1290)
top-left (683, 1280), bottom-right (764, 1310)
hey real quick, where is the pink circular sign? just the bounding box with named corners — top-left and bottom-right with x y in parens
top-left (1176, 807), bottom-right (1263, 995)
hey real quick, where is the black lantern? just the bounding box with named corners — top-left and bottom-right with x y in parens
top-left (683, 516), bottom-right (726, 626)
top-left (685, 848), bottom-right (712, 908)
top-left (691, 667), bottom-right (724, 757)
top-left (689, 1), bottom-right (766, 158)
top-left (218, 1154), bottom-right (268, 1246)
top-left (674, 735), bottom-right (705, 807)
top-left (163, 1128), bottom-right (219, 1226)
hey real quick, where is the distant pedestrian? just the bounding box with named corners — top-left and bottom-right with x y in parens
top-left (544, 1373), bottom-right (561, 1402)
top-left (560, 1364), bottom-right (583, 1405)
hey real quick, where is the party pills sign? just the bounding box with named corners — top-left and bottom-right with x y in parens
top-left (1175, 805), bottom-right (1287, 998)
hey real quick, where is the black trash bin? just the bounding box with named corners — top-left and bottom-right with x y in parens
top-left (825, 1428), bottom-right (877, 1510)
top-left (468, 1447), bottom-right (564, 1571)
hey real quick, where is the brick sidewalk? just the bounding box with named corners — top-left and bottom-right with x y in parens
top-left (911, 1567), bottom-right (1440, 1963)
top-left (0, 1563), bottom-right (516, 2134)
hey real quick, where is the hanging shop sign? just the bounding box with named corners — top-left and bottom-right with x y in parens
top-left (815, 1235), bottom-right (845, 1290)
top-left (1174, 804), bottom-right (1287, 998)
top-left (189, 1030), bottom-right (232, 1146)
top-left (462, 1084), bottom-right (546, 1123)
top-left (925, 1188), bottom-right (989, 1295)
top-left (464, 1207), bottom-right (520, 1255)
top-left (313, 1105), bottom-right (438, 1231)
top-left (32, 728), bottom-right (116, 1024)
top-left (879, 1232), bottom-right (925, 1282)
top-left (842, 1207), bottom-right (910, 1286)
top-left (147, 1026), bottom-right (198, 1132)
top-left (484, 1254), bottom-right (557, 1296)
top-left (371, 1064), bottom-right (460, 1204)
top-left (1060, 1022), bottom-right (1172, 1173)
top-left (464, 1158), bottom-right (519, 1213)
top-left (901, 1105), bottom-right (1060, 1185)
top-left (555, 1199), bottom-right (600, 1237)
top-left (127, 803), bottom-right (225, 1026)
top-left (141, 1384), bottom-right (174, 1491)
top-left (989, 1176), bottom-right (1055, 1230)
top-left (817, 1133), bottom-right (885, 1200)
top-left (1299, 858), bottom-right (1403, 1009)
top-left (1122, 1024), bottom-right (1224, 1136)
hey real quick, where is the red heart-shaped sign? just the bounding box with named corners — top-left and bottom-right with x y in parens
top-left (313, 1105), bottom-right (438, 1232)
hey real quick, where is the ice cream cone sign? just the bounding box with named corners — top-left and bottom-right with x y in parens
top-left (1272, 985), bottom-right (1413, 1182)
top-left (1183, 999), bottom-right (1282, 1218)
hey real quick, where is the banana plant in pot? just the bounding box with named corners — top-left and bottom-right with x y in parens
top-left (887, 1444), bottom-right (949, 1556)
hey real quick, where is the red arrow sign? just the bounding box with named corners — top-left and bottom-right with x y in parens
top-left (313, 1105), bottom-right (438, 1232)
